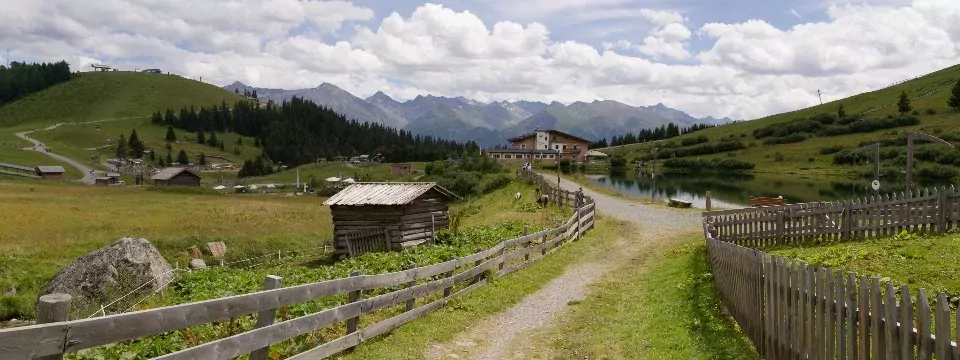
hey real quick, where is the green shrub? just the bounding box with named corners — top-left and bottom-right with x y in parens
top-left (681, 135), bottom-right (709, 147)
top-left (775, 152), bottom-right (785, 162)
top-left (763, 133), bottom-right (808, 145)
top-left (609, 154), bottom-right (627, 168)
top-left (917, 164), bottom-right (959, 180)
top-left (479, 174), bottom-right (512, 194)
top-left (662, 158), bottom-right (755, 172)
top-left (558, 158), bottom-right (573, 173)
top-left (818, 145), bottom-right (849, 155)
top-left (833, 149), bottom-right (871, 165)
top-left (926, 109), bottom-right (937, 115)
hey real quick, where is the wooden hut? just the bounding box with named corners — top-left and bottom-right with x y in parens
top-left (35, 166), bottom-right (65, 180)
top-left (390, 163), bottom-right (413, 176)
top-left (151, 167), bottom-right (201, 187)
top-left (323, 182), bottom-right (458, 257)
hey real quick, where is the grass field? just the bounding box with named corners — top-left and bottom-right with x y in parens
top-left (600, 63), bottom-right (960, 177)
top-left (0, 72), bottom-right (244, 127)
top-left (0, 147), bottom-right (78, 180)
top-left (27, 117), bottom-right (262, 172)
top-left (0, 180), bottom-right (331, 320)
top-left (765, 231), bottom-right (960, 297)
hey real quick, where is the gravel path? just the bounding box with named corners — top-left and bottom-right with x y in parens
top-left (15, 124), bottom-right (97, 184)
top-left (424, 173), bottom-right (701, 359)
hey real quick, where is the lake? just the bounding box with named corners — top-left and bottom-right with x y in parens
top-left (581, 170), bottom-right (951, 208)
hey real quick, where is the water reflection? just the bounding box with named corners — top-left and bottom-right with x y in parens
top-left (584, 171), bottom-right (951, 208)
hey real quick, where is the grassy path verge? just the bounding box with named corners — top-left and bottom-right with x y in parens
top-left (529, 232), bottom-right (758, 359)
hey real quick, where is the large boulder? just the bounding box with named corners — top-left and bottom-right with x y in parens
top-left (39, 238), bottom-right (173, 312)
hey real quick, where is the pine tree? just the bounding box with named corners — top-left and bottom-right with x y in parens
top-left (116, 135), bottom-right (128, 159)
top-left (235, 88), bottom-right (239, 94)
top-left (158, 157), bottom-right (165, 167)
top-left (837, 104), bottom-right (846, 118)
top-left (177, 149), bottom-right (189, 164)
top-left (166, 151), bottom-right (173, 165)
top-left (197, 130), bottom-right (206, 144)
top-left (149, 151), bottom-right (155, 161)
top-left (254, 137), bottom-right (260, 147)
top-left (949, 79), bottom-right (960, 111)
top-left (165, 126), bottom-right (177, 142)
top-left (236, 137), bottom-right (242, 146)
top-left (898, 91), bottom-right (912, 115)
top-left (128, 129), bottom-right (144, 158)
top-left (199, 153), bottom-right (207, 165)
top-left (207, 131), bottom-right (219, 147)
top-left (219, 141), bottom-right (225, 151)
top-left (151, 111), bottom-right (162, 125)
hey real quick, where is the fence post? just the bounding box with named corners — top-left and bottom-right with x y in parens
top-left (346, 271), bottom-right (362, 337)
top-left (37, 293), bottom-right (72, 360)
top-left (522, 227), bottom-right (531, 262)
top-left (498, 241), bottom-right (506, 275)
top-left (431, 215), bottom-right (436, 243)
top-left (776, 210), bottom-right (785, 243)
top-left (843, 201), bottom-right (852, 241)
top-left (472, 249), bottom-right (483, 285)
top-left (575, 207), bottom-right (582, 240)
top-left (250, 275), bottom-right (283, 360)
top-left (706, 191), bottom-right (712, 211)
top-left (405, 264), bottom-right (416, 312)
top-left (443, 257), bottom-right (456, 297)
top-left (938, 187), bottom-right (947, 234)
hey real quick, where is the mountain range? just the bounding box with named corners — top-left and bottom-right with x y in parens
top-left (223, 82), bottom-right (733, 147)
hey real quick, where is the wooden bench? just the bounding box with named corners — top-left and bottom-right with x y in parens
top-left (749, 196), bottom-right (788, 207)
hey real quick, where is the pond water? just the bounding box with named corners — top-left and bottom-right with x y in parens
top-left (581, 170), bottom-right (951, 209)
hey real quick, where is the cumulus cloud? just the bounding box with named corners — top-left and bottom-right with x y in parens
top-left (2, 0), bottom-right (960, 121)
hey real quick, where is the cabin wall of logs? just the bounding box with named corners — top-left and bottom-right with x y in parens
top-left (331, 189), bottom-right (450, 256)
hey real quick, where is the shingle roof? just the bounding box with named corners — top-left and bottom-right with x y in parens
top-left (323, 182), bottom-right (458, 206)
top-left (507, 129), bottom-right (592, 143)
top-left (151, 167), bottom-right (199, 180)
top-left (36, 166), bottom-right (66, 173)
top-left (485, 148), bottom-right (559, 154)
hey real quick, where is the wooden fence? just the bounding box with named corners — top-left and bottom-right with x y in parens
top-left (0, 171), bottom-right (595, 360)
top-left (702, 186), bottom-right (960, 359)
top-left (706, 186), bottom-right (960, 248)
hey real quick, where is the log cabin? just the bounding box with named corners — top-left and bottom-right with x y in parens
top-left (323, 182), bottom-right (459, 257)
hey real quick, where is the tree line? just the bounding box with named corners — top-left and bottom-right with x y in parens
top-left (152, 97), bottom-right (478, 169)
top-left (589, 123), bottom-right (715, 148)
top-left (0, 61), bottom-right (72, 106)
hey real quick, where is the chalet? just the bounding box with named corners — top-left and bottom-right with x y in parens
top-left (505, 130), bottom-right (591, 161)
top-left (485, 148), bottom-right (559, 163)
top-left (141, 69), bottom-right (161, 74)
top-left (323, 183), bottom-right (458, 257)
top-left (35, 166), bottom-right (66, 180)
top-left (151, 167), bottom-right (201, 187)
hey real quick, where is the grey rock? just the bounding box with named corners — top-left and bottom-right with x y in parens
top-left (189, 259), bottom-right (207, 269)
top-left (39, 238), bottom-right (173, 312)
top-left (2, 287), bottom-right (15, 296)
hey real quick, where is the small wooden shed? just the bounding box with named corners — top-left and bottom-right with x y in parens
top-left (390, 163), bottom-right (413, 176)
top-left (94, 177), bottom-right (116, 186)
top-left (151, 167), bottom-right (201, 187)
top-left (35, 166), bottom-right (65, 180)
top-left (323, 182), bottom-right (458, 256)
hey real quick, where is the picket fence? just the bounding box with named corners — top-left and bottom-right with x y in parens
top-left (703, 186), bottom-right (960, 359)
top-left (0, 172), bottom-right (595, 360)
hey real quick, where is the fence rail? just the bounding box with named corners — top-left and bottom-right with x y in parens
top-left (702, 185), bottom-right (960, 359)
top-left (0, 171), bottom-right (595, 360)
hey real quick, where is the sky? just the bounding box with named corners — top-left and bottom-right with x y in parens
top-left (1, 0), bottom-right (959, 120)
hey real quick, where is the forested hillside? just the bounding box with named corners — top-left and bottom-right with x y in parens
top-left (153, 97), bottom-right (477, 167)
top-left (0, 61), bottom-right (72, 107)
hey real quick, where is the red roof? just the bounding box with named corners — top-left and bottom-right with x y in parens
top-left (507, 129), bottom-right (591, 144)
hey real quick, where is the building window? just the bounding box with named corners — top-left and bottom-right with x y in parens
top-left (520, 144), bottom-right (526, 149)
top-left (562, 145), bottom-right (567, 150)
top-left (504, 154), bottom-right (512, 159)
top-left (534, 154), bottom-right (540, 159)
top-left (493, 154), bottom-right (500, 159)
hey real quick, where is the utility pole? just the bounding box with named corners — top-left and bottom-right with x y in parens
top-left (817, 90), bottom-right (822, 105)
top-left (906, 132), bottom-right (956, 191)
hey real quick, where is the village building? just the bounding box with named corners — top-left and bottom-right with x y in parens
top-left (390, 163), bottom-right (413, 176)
top-left (35, 166), bottom-right (66, 180)
top-left (486, 129), bottom-right (591, 163)
top-left (94, 177), bottom-right (115, 186)
top-left (323, 182), bottom-right (458, 257)
top-left (151, 167), bottom-right (201, 187)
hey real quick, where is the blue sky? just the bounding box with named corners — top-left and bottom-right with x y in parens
top-left (0, 0), bottom-right (955, 120)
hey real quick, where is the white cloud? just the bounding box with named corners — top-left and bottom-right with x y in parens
top-left (790, 9), bottom-right (802, 18)
top-left (2, 0), bottom-right (960, 122)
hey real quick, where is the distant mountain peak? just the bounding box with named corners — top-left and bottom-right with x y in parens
top-left (367, 90), bottom-right (398, 104)
top-left (227, 81), bottom-right (247, 87)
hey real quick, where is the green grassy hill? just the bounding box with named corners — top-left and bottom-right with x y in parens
top-left (601, 63), bottom-right (960, 177)
top-left (0, 71), bottom-right (244, 127)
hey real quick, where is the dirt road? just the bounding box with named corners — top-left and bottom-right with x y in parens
top-left (15, 124), bottom-right (96, 184)
top-left (425, 173), bottom-right (702, 359)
